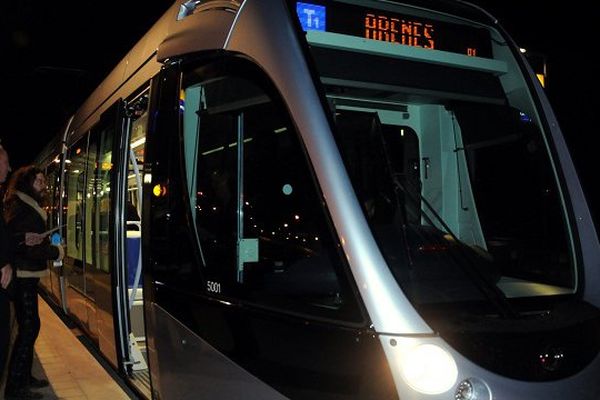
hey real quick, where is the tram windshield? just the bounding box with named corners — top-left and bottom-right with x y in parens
top-left (299, 1), bottom-right (578, 310)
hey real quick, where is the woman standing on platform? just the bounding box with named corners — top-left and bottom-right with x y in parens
top-left (3, 166), bottom-right (64, 400)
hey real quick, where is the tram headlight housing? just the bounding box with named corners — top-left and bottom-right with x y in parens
top-left (399, 343), bottom-right (458, 394)
top-left (455, 378), bottom-right (491, 400)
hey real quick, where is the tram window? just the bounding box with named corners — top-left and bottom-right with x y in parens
top-left (182, 63), bottom-right (361, 321)
top-left (242, 103), bottom-right (350, 316)
top-left (454, 104), bottom-right (574, 288)
top-left (45, 161), bottom-right (61, 229)
top-left (84, 137), bottom-right (98, 279)
top-left (89, 125), bottom-right (114, 274)
top-left (64, 137), bottom-right (88, 293)
top-left (191, 108), bottom-right (238, 287)
top-left (127, 93), bottom-right (148, 225)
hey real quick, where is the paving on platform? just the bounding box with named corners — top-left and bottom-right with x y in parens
top-left (1, 296), bottom-right (133, 400)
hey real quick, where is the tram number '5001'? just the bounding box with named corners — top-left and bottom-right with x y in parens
top-left (207, 281), bottom-right (221, 294)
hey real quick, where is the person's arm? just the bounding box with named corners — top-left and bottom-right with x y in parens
top-left (24, 232), bottom-right (45, 246)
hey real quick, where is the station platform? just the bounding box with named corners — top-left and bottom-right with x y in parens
top-left (1, 296), bottom-right (136, 400)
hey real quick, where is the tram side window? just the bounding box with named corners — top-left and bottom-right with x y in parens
top-left (127, 94), bottom-right (148, 228)
top-left (64, 138), bottom-right (88, 292)
top-left (183, 66), bottom-right (360, 321)
top-left (45, 160), bottom-right (61, 230)
top-left (84, 137), bottom-right (98, 281)
top-left (89, 125), bottom-right (114, 274)
top-left (241, 100), bottom-right (349, 315)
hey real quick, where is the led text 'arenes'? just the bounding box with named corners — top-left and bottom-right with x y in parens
top-left (365, 13), bottom-right (435, 49)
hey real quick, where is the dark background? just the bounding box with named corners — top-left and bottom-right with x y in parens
top-left (1, 1), bottom-right (597, 226)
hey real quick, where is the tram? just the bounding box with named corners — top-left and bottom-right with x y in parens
top-left (35, 0), bottom-right (600, 399)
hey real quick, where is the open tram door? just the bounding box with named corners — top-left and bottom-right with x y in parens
top-left (112, 88), bottom-right (152, 399)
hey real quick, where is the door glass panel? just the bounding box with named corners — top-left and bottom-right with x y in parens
top-left (88, 114), bottom-right (118, 350)
top-left (124, 91), bottom-right (151, 397)
top-left (65, 139), bottom-right (88, 294)
top-left (43, 160), bottom-right (61, 297)
top-left (45, 161), bottom-right (61, 230)
top-left (92, 129), bottom-right (114, 274)
top-left (126, 94), bottom-right (147, 296)
top-left (84, 138), bottom-right (98, 301)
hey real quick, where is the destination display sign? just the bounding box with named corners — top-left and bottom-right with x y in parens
top-left (296, 1), bottom-right (492, 58)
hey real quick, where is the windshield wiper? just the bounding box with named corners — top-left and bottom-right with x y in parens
top-left (370, 115), bottom-right (518, 318)
top-left (391, 177), bottom-right (518, 319)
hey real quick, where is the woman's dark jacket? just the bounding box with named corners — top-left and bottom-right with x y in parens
top-left (3, 193), bottom-right (59, 272)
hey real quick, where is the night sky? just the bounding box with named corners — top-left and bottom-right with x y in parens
top-left (1, 0), bottom-right (597, 225)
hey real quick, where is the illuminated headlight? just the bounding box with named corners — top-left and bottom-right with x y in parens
top-left (399, 344), bottom-right (458, 394)
top-left (455, 378), bottom-right (491, 400)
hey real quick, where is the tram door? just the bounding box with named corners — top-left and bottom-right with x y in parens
top-left (88, 107), bottom-right (121, 366)
top-left (42, 161), bottom-right (63, 304)
top-left (118, 91), bottom-right (151, 398)
top-left (64, 136), bottom-right (92, 334)
top-left (63, 105), bottom-right (121, 366)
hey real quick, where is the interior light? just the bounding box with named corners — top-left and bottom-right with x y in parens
top-left (399, 344), bottom-right (457, 395)
top-left (536, 73), bottom-right (545, 88)
top-left (130, 137), bottom-right (146, 149)
top-left (153, 184), bottom-right (167, 197)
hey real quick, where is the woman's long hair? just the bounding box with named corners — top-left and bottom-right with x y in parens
top-left (5, 165), bottom-right (44, 204)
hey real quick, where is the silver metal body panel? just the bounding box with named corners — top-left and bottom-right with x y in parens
top-left (158, 8), bottom-right (236, 62)
top-left (226, 0), bottom-right (432, 336)
top-left (147, 302), bottom-right (288, 400)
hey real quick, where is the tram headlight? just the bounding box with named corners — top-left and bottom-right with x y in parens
top-left (399, 344), bottom-right (458, 395)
